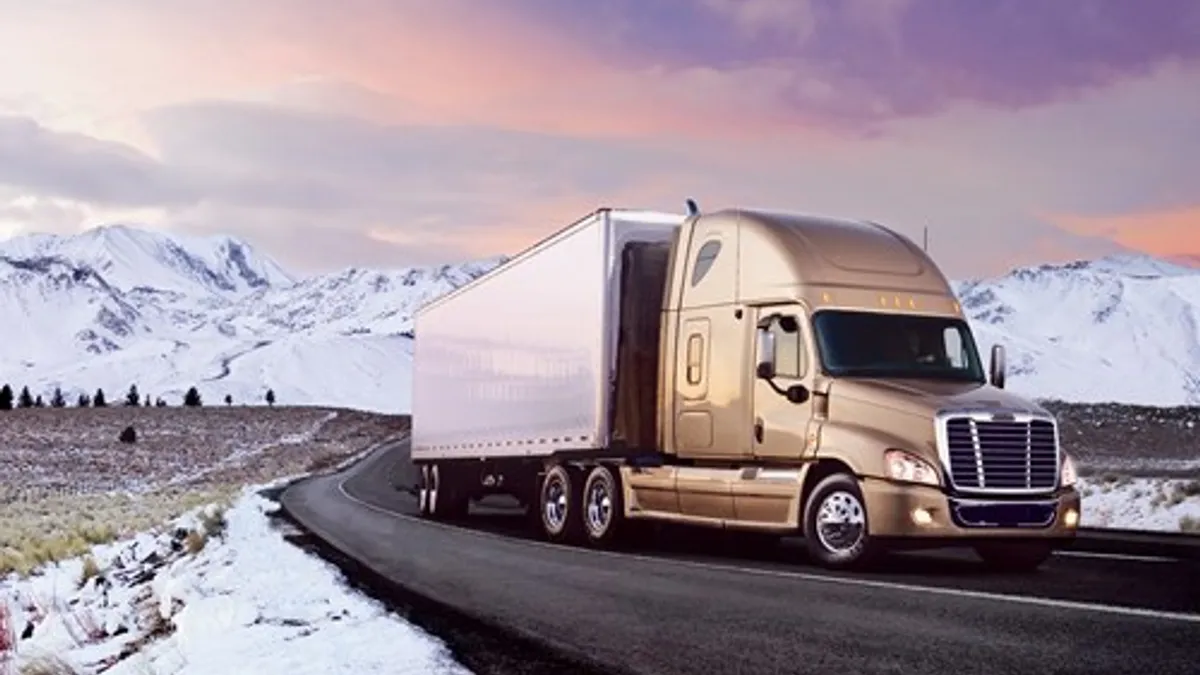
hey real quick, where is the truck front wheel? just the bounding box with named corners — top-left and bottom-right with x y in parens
top-left (540, 464), bottom-right (584, 544)
top-left (802, 473), bottom-right (884, 570)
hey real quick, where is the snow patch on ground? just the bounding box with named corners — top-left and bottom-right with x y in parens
top-left (1078, 477), bottom-right (1200, 532)
top-left (0, 486), bottom-right (471, 675)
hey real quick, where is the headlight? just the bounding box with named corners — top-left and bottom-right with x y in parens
top-left (884, 449), bottom-right (940, 487)
top-left (1060, 453), bottom-right (1077, 487)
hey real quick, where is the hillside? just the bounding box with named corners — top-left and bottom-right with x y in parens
top-left (1, 224), bottom-right (1198, 409)
top-left (956, 253), bottom-right (1200, 405)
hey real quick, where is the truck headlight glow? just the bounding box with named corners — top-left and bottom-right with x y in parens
top-left (885, 449), bottom-right (940, 487)
top-left (1060, 452), bottom-right (1078, 488)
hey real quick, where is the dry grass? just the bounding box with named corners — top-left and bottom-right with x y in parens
top-left (0, 406), bottom-right (409, 577)
top-left (17, 654), bottom-right (81, 675)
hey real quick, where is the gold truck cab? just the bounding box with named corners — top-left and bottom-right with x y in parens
top-left (643, 207), bottom-right (1080, 571)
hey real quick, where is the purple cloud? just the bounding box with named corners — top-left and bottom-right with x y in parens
top-left (501, 0), bottom-right (1200, 126)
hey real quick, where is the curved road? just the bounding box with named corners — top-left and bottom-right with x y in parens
top-left (281, 439), bottom-right (1200, 675)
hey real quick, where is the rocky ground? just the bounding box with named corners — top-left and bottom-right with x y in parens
top-left (0, 406), bottom-right (409, 577)
top-left (1042, 400), bottom-right (1200, 478)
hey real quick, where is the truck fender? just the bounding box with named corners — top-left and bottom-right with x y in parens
top-left (816, 421), bottom-right (930, 479)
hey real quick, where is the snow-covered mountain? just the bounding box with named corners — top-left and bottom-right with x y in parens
top-left (0, 224), bottom-right (1197, 411)
top-left (955, 253), bottom-right (1200, 406)
top-left (0, 226), bottom-right (502, 412)
top-left (0, 225), bottom-right (295, 297)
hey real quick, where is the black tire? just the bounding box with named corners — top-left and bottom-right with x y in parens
top-left (581, 464), bottom-right (625, 547)
top-left (974, 541), bottom-right (1055, 572)
top-left (417, 464), bottom-right (432, 517)
top-left (539, 464), bottom-right (584, 544)
top-left (802, 473), bottom-right (884, 570)
top-left (429, 463), bottom-right (469, 521)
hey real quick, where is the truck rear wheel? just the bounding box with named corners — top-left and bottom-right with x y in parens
top-left (582, 464), bottom-right (624, 547)
top-left (539, 464), bottom-right (583, 544)
top-left (802, 473), bottom-right (884, 570)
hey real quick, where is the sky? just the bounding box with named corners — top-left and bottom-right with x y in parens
top-left (0, 0), bottom-right (1197, 280)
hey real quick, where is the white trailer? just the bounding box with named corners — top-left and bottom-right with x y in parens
top-left (410, 208), bottom-right (684, 464)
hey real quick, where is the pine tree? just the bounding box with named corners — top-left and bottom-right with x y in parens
top-left (93, 388), bottom-right (107, 407)
top-left (0, 384), bottom-right (12, 411)
top-left (125, 384), bottom-right (140, 406)
top-left (144, 394), bottom-right (151, 407)
top-left (77, 393), bottom-right (91, 407)
top-left (50, 387), bottom-right (66, 408)
top-left (224, 394), bottom-right (232, 406)
top-left (18, 386), bottom-right (33, 408)
top-left (34, 395), bottom-right (44, 408)
top-left (183, 386), bottom-right (202, 407)
top-left (265, 389), bottom-right (276, 407)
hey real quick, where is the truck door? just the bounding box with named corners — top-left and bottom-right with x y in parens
top-left (751, 304), bottom-right (817, 461)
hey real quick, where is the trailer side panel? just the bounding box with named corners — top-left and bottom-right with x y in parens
top-left (411, 210), bottom-right (680, 461)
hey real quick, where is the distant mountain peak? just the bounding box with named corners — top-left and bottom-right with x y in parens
top-left (952, 250), bottom-right (1200, 406)
top-left (0, 224), bottom-right (295, 297)
top-left (956, 252), bottom-right (1197, 288)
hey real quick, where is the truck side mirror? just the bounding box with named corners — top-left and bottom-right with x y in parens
top-left (755, 328), bottom-right (776, 380)
top-left (989, 344), bottom-right (1006, 389)
top-left (785, 384), bottom-right (810, 404)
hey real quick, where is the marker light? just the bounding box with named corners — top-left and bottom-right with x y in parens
top-left (885, 449), bottom-right (940, 487)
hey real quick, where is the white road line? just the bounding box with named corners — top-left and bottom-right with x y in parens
top-left (329, 468), bottom-right (1200, 625)
top-left (1054, 550), bottom-right (1177, 563)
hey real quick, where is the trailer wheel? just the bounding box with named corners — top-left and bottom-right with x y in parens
top-left (802, 472), bottom-right (884, 570)
top-left (417, 464), bottom-right (432, 517)
top-left (429, 463), bottom-right (469, 520)
top-left (582, 464), bottom-right (624, 547)
top-left (539, 464), bottom-right (583, 544)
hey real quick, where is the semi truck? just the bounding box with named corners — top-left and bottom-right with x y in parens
top-left (408, 204), bottom-right (1081, 571)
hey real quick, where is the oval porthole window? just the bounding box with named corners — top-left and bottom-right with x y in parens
top-left (691, 240), bottom-right (721, 286)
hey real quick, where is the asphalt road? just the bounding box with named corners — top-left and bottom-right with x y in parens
top-left (281, 439), bottom-right (1200, 675)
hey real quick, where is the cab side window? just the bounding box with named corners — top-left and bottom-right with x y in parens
top-left (766, 315), bottom-right (805, 378)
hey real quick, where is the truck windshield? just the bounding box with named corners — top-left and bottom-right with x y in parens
top-left (811, 309), bottom-right (986, 382)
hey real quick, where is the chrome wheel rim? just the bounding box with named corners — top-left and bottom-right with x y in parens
top-left (815, 490), bottom-right (865, 553)
top-left (585, 476), bottom-right (612, 535)
top-left (543, 475), bottom-right (568, 532)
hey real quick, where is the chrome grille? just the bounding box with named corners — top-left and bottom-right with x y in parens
top-left (943, 416), bottom-right (1058, 491)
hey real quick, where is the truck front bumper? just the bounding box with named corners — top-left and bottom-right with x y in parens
top-left (860, 477), bottom-right (1081, 545)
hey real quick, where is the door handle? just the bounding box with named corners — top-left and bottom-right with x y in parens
top-left (754, 417), bottom-right (764, 443)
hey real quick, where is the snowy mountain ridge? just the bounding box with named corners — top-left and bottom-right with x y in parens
top-left (954, 253), bottom-right (1200, 406)
top-left (0, 226), bottom-right (504, 412)
top-left (0, 224), bottom-right (296, 298)
top-left (0, 225), bottom-right (1197, 410)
